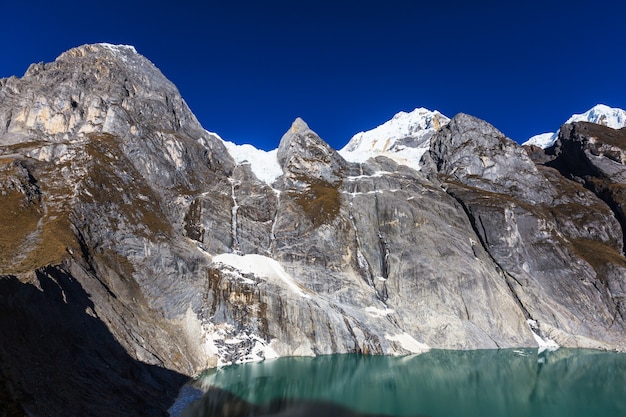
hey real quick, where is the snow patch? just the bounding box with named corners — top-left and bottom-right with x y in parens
top-left (523, 132), bottom-right (557, 148)
top-left (526, 319), bottom-right (559, 352)
top-left (213, 253), bottom-right (309, 298)
top-left (341, 190), bottom-right (385, 197)
top-left (365, 306), bottom-right (394, 317)
top-left (345, 171), bottom-right (393, 181)
top-left (182, 271), bottom-right (279, 368)
top-left (201, 321), bottom-right (279, 367)
top-left (97, 43), bottom-right (138, 55)
top-left (222, 140), bottom-right (283, 185)
top-left (385, 332), bottom-right (430, 354)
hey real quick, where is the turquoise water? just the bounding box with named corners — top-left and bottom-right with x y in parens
top-left (187, 349), bottom-right (626, 417)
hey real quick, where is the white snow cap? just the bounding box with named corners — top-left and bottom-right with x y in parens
top-left (522, 104), bottom-right (626, 149)
top-left (96, 43), bottom-right (138, 54)
top-left (339, 107), bottom-right (450, 172)
top-left (565, 104), bottom-right (626, 128)
top-left (524, 132), bottom-right (558, 148)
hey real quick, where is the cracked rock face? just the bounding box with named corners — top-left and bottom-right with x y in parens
top-left (422, 114), bottom-right (626, 349)
top-left (1, 44), bottom-right (626, 415)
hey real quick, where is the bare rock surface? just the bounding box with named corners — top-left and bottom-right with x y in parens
top-left (1, 44), bottom-right (625, 415)
top-left (422, 114), bottom-right (626, 349)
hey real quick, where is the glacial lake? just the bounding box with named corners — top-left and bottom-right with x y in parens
top-left (175, 348), bottom-right (626, 417)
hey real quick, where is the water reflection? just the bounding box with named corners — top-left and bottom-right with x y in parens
top-left (181, 387), bottom-right (418, 417)
top-left (181, 349), bottom-right (626, 417)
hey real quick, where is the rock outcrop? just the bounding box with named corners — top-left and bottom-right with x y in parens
top-left (1, 44), bottom-right (625, 415)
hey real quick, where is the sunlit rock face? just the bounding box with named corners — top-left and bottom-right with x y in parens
top-left (1, 44), bottom-right (625, 415)
top-left (421, 114), bottom-right (625, 350)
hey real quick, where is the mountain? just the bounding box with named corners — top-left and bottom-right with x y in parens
top-left (567, 104), bottom-right (626, 128)
top-left (339, 107), bottom-right (450, 171)
top-left (523, 131), bottom-right (559, 148)
top-left (1, 44), bottom-right (626, 416)
top-left (523, 104), bottom-right (626, 148)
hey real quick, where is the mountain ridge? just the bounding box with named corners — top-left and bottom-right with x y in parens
top-left (216, 103), bottom-right (626, 181)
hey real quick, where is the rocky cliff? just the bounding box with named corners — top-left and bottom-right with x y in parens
top-left (1, 44), bottom-right (625, 416)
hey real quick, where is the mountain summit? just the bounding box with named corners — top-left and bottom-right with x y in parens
top-left (567, 104), bottom-right (626, 128)
top-left (523, 104), bottom-right (626, 148)
top-left (1, 44), bottom-right (626, 416)
top-left (339, 107), bottom-right (450, 171)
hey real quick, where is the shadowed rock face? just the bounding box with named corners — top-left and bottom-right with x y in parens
top-left (543, 122), bottom-right (626, 320)
top-left (1, 44), bottom-right (626, 415)
top-left (0, 265), bottom-right (187, 417)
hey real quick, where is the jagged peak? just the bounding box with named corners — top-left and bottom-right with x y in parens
top-left (49, 43), bottom-right (166, 85)
top-left (289, 117), bottom-right (311, 134)
top-left (277, 118), bottom-right (326, 161)
top-left (276, 118), bottom-right (345, 186)
top-left (423, 111), bottom-right (551, 204)
top-left (6, 43), bottom-right (203, 142)
top-left (22, 42), bottom-right (164, 87)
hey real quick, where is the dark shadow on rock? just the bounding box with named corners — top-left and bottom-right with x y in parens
top-left (181, 387), bottom-right (427, 417)
top-left (0, 266), bottom-right (188, 417)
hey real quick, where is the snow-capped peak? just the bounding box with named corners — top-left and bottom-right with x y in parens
top-left (339, 108), bottom-right (450, 171)
top-left (523, 104), bottom-right (626, 149)
top-left (565, 104), bottom-right (626, 129)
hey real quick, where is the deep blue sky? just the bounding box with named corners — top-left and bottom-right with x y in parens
top-left (2, 1), bottom-right (625, 150)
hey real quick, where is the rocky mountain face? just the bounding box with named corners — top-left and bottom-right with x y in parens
top-left (1, 44), bottom-right (625, 415)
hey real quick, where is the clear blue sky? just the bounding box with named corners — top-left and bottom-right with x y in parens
top-left (2, 1), bottom-right (625, 150)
